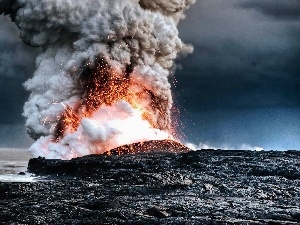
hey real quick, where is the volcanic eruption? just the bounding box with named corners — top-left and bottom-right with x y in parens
top-left (0, 0), bottom-right (195, 159)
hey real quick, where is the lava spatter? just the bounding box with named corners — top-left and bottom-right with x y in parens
top-left (1, 0), bottom-right (195, 159)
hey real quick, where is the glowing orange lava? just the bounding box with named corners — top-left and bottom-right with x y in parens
top-left (104, 139), bottom-right (191, 155)
top-left (54, 56), bottom-right (176, 144)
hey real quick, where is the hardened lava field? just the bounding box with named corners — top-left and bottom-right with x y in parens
top-left (3, 149), bottom-right (300, 224)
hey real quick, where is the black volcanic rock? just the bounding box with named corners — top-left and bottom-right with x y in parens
top-left (1, 149), bottom-right (300, 224)
top-left (27, 140), bottom-right (191, 176)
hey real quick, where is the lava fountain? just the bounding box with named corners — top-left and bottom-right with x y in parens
top-left (1, 0), bottom-right (195, 159)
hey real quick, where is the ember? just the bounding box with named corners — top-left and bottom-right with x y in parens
top-left (54, 56), bottom-right (171, 142)
top-left (3, 0), bottom-right (195, 159)
top-left (104, 140), bottom-right (191, 155)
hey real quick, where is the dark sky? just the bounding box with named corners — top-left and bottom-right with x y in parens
top-left (0, 0), bottom-right (300, 149)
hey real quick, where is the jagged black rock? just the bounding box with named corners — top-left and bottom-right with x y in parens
top-left (1, 149), bottom-right (300, 224)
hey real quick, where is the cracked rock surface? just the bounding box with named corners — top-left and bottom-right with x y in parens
top-left (0, 150), bottom-right (300, 224)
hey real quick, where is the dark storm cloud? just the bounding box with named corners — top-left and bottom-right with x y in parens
top-left (173, 0), bottom-right (300, 148)
top-left (0, 124), bottom-right (32, 148)
top-left (240, 0), bottom-right (300, 20)
top-left (0, 1), bottom-right (299, 149)
top-left (0, 15), bottom-right (38, 79)
top-left (0, 15), bottom-right (38, 147)
top-left (0, 15), bottom-right (40, 124)
top-left (176, 0), bottom-right (300, 111)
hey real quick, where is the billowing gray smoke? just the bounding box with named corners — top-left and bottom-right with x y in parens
top-left (0, 0), bottom-right (194, 159)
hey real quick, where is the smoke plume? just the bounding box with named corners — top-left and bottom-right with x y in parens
top-left (0, 0), bottom-right (194, 159)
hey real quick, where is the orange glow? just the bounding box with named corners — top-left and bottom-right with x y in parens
top-left (53, 56), bottom-right (176, 145)
top-left (104, 139), bottom-right (191, 155)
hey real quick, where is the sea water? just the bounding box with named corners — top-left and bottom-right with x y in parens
top-left (0, 148), bottom-right (36, 182)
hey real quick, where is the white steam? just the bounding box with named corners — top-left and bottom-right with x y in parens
top-left (9, 0), bottom-right (194, 158)
top-left (186, 142), bottom-right (264, 151)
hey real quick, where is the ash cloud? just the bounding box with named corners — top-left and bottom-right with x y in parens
top-left (0, 0), bottom-right (299, 151)
top-left (1, 0), bottom-right (195, 158)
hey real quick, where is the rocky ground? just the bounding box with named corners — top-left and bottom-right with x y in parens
top-left (0, 146), bottom-right (300, 224)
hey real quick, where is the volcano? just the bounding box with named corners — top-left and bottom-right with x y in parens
top-left (0, 0), bottom-right (195, 159)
